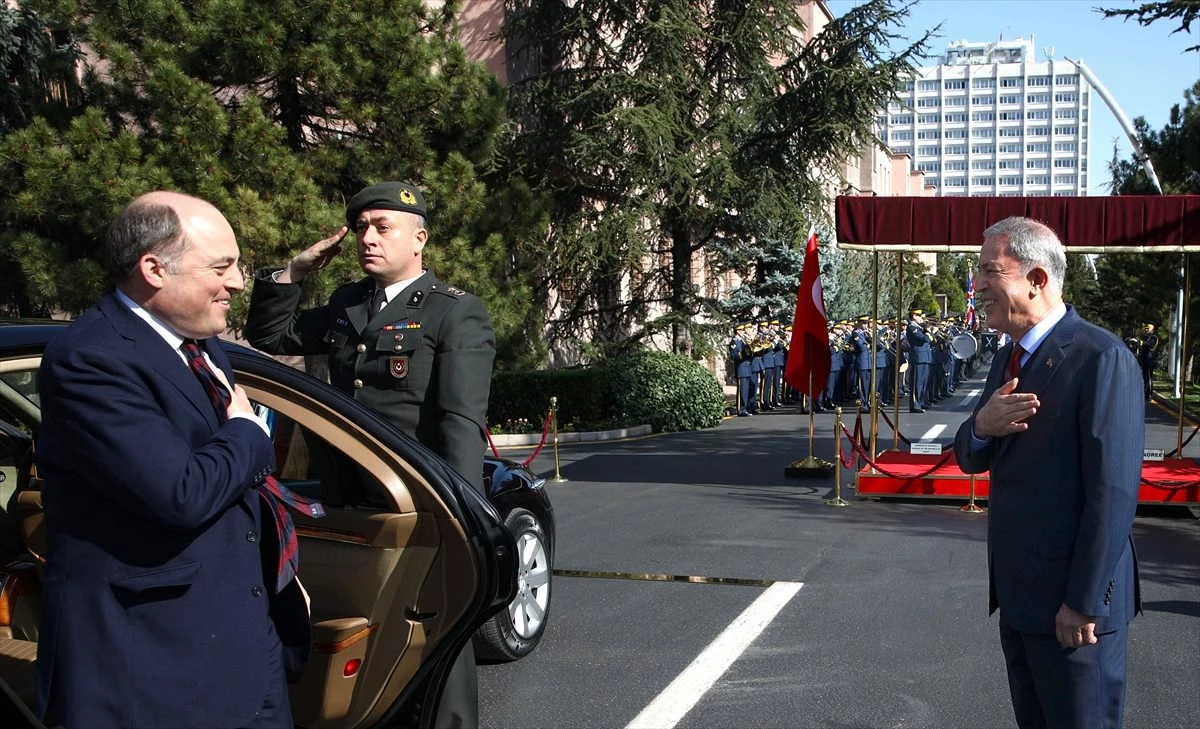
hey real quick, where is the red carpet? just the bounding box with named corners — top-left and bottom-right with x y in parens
top-left (856, 450), bottom-right (1200, 505)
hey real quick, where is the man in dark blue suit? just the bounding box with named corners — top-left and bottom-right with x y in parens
top-left (954, 217), bottom-right (1142, 729)
top-left (36, 192), bottom-right (309, 728)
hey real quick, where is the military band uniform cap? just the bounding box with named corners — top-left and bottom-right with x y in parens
top-left (770, 320), bottom-right (779, 325)
top-left (909, 308), bottom-right (923, 316)
top-left (346, 181), bottom-right (427, 223)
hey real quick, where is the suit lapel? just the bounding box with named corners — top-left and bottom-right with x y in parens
top-left (97, 292), bottom-right (221, 431)
top-left (995, 307), bottom-right (1080, 457)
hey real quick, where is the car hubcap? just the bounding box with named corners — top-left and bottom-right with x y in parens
top-left (510, 529), bottom-right (550, 638)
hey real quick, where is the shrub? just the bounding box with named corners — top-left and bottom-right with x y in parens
top-left (604, 350), bottom-right (726, 432)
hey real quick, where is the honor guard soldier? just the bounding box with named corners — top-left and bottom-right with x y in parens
top-left (906, 309), bottom-right (932, 413)
top-left (1138, 323), bottom-right (1159, 402)
top-left (244, 180), bottom-right (492, 728)
top-left (730, 324), bottom-right (757, 415)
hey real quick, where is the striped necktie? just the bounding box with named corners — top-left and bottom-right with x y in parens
top-left (181, 339), bottom-right (324, 592)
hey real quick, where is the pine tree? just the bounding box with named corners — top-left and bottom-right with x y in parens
top-left (502, 0), bottom-right (931, 357)
top-left (0, 0), bottom-right (540, 366)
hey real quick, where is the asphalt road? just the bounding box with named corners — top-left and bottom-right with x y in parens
top-left (479, 371), bottom-right (1200, 729)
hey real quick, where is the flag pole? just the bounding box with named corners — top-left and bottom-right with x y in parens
top-left (785, 224), bottom-right (833, 478)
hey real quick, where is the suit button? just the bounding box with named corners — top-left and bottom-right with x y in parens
top-left (246, 530), bottom-right (258, 543)
top-left (356, 344), bottom-right (367, 353)
top-left (251, 586), bottom-right (263, 598)
top-left (353, 379), bottom-right (364, 389)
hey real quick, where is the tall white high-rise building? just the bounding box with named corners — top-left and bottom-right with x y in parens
top-left (879, 37), bottom-right (1092, 197)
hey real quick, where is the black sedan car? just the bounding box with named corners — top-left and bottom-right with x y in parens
top-left (0, 320), bottom-right (553, 728)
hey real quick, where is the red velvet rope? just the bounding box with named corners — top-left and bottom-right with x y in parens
top-left (519, 412), bottom-right (554, 467)
top-left (839, 423), bottom-right (955, 479)
top-left (484, 410), bottom-right (555, 468)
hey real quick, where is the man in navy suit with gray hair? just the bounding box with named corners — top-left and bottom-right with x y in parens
top-left (954, 216), bottom-right (1142, 729)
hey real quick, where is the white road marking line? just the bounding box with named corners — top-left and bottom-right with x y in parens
top-left (920, 424), bottom-right (946, 441)
top-left (964, 388), bottom-right (982, 397)
top-left (625, 581), bottom-right (804, 729)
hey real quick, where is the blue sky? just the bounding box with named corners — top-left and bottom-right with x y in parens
top-left (826, 0), bottom-right (1200, 194)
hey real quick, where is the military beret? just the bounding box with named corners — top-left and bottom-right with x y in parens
top-left (346, 181), bottom-right (427, 223)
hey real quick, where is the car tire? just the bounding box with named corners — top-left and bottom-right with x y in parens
top-left (474, 508), bottom-right (551, 661)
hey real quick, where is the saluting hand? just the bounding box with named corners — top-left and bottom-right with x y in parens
top-left (973, 377), bottom-right (1039, 438)
top-left (278, 226), bottom-right (349, 283)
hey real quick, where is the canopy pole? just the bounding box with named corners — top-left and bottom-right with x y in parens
top-left (894, 252), bottom-right (904, 449)
top-left (869, 252), bottom-right (880, 466)
top-left (1178, 254), bottom-right (1191, 454)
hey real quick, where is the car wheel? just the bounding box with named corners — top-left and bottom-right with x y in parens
top-left (474, 508), bottom-right (551, 661)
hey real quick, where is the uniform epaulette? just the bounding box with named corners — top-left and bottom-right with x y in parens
top-left (431, 284), bottom-right (468, 297)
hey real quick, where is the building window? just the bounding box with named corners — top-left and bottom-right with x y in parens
top-left (943, 129), bottom-right (966, 138)
top-left (918, 114), bottom-right (940, 124)
top-left (1027, 127), bottom-right (1049, 137)
top-left (1054, 174), bottom-right (1077, 185)
top-left (1026, 159), bottom-right (1049, 169)
top-left (917, 130), bottom-right (940, 139)
top-left (1054, 108), bottom-right (1077, 119)
top-left (998, 127), bottom-right (1022, 137)
top-left (1026, 93), bottom-right (1050, 104)
top-left (917, 97), bottom-right (941, 107)
top-left (1055, 74), bottom-right (1079, 86)
top-left (918, 146), bottom-right (940, 156)
top-left (972, 95), bottom-right (994, 106)
top-left (891, 115), bottom-right (913, 125)
top-left (998, 160), bottom-right (1021, 169)
top-left (1026, 110), bottom-right (1050, 120)
top-left (1053, 158), bottom-right (1078, 168)
top-left (1054, 125), bottom-right (1079, 136)
top-left (971, 112), bottom-right (995, 122)
top-left (998, 143), bottom-right (1022, 153)
top-left (1054, 141), bottom-right (1077, 152)
top-left (944, 96), bottom-right (967, 107)
top-left (999, 176), bottom-right (1021, 186)
top-left (972, 78), bottom-right (996, 89)
top-left (999, 95), bottom-right (1021, 105)
top-left (972, 176), bottom-right (994, 186)
top-left (998, 111), bottom-right (1021, 121)
top-left (972, 160), bottom-right (995, 170)
top-left (1027, 76), bottom-right (1050, 87)
top-left (891, 130), bottom-right (913, 141)
top-left (918, 79), bottom-right (939, 91)
top-left (944, 145), bottom-right (967, 155)
top-left (1026, 143), bottom-right (1050, 153)
top-left (1054, 92), bottom-right (1078, 103)
top-left (944, 112), bottom-right (967, 123)
top-left (971, 144), bottom-right (995, 155)
top-left (944, 79), bottom-right (966, 89)
top-left (1000, 77), bottom-right (1022, 88)
top-left (919, 162), bottom-right (940, 172)
top-left (971, 128), bottom-right (994, 138)
top-left (1026, 175), bottom-right (1050, 185)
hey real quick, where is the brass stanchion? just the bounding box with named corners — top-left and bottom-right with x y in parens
top-left (548, 396), bottom-right (568, 483)
top-left (825, 406), bottom-right (849, 507)
top-left (959, 472), bottom-right (985, 513)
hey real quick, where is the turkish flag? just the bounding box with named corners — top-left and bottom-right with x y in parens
top-left (784, 227), bottom-right (832, 398)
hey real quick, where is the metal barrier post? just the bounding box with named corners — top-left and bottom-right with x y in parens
top-left (549, 396), bottom-right (568, 483)
top-left (825, 406), bottom-right (849, 507)
top-left (960, 473), bottom-right (985, 513)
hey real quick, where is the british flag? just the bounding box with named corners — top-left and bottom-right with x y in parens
top-left (965, 272), bottom-right (976, 330)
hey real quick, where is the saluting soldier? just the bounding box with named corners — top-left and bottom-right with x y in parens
top-left (244, 181), bottom-right (493, 726)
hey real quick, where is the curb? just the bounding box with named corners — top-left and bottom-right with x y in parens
top-left (489, 424), bottom-right (653, 447)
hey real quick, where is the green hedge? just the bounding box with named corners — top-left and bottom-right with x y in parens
top-left (488, 349), bottom-right (725, 433)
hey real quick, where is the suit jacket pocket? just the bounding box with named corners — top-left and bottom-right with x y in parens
top-left (111, 561), bottom-right (200, 599)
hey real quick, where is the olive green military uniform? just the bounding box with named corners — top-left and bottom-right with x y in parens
top-left (244, 269), bottom-right (495, 493)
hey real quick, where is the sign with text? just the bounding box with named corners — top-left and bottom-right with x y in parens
top-left (910, 442), bottom-right (943, 456)
top-left (1143, 448), bottom-right (1165, 462)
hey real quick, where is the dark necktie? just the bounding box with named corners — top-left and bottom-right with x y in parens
top-left (1007, 343), bottom-right (1026, 380)
top-left (180, 339), bottom-right (324, 592)
top-left (371, 287), bottom-right (387, 314)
